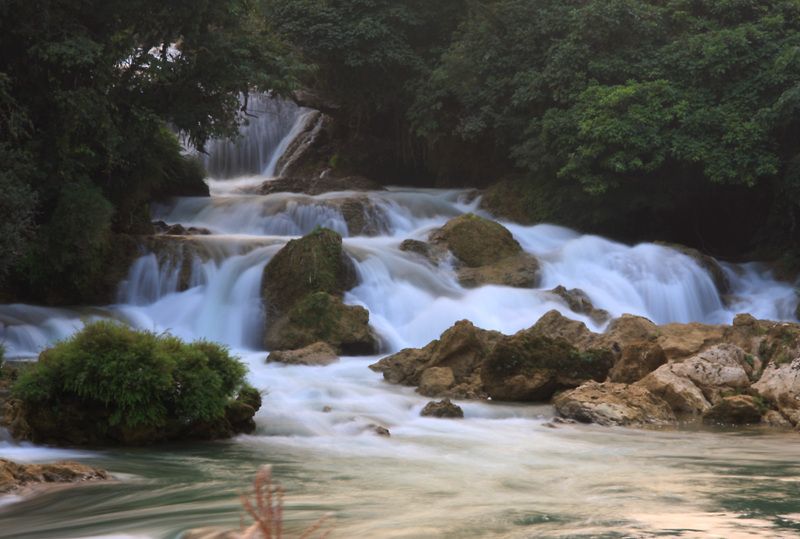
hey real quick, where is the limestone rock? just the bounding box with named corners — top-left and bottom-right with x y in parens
top-left (668, 344), bottom-right (752, 403)
top-left (264, 292), bottom-right (379, 355)
top-left (420, 398), bottom-right (464, 418)
top-left (480, 333), bottom-right (614, 402)
top-left (399, 239), bottom-right (451, 267)
top-left (547, 286), bottom-right (611, 325)
top-left (553, 381), bottom-right (676, 426)
top-left (607, 341), bottom-right (667, 384)
top-left (266, 342), bottom-right (339, 366)
top-left (368, 341), bottom-right (438, 386)
top-left (701, 395), bottom-right (764, 425)
top-left (418, 367), bottom-right (455, 397)
top-left (0, 458), bottom-right (111, 494)
top-left (753, 357), bottom-right (800, 413)
top-left (657, 321), bottom-right (726, 362)
top-left (594, 314), bottom-right (660, 358)
top-left (528, 310), bottom-right (598, 351)
top-left (340, 195), bottom-right (387, 236)
top-left (762, 409), bottom-right (793, 428)
top-left (637, 366), bottom-right (711, 414)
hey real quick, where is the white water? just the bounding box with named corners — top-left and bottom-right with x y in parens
top-left (2, 103), bottom-right (800, 539)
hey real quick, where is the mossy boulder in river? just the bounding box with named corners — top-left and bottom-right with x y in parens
top-left (480, 334), bottom-right (614, 402)
top-left (430, 213), bottom-right (522, 268)
top-left (261, 227), bottom-right (356, 324)
top-left (264, 292), bottom-right (378, 355)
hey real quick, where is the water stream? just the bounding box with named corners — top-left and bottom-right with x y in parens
top-left (2, 103), bottom-right (800, 539)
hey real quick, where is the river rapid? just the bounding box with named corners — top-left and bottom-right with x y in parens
top-left (2, 101), bottom-right (800, 539)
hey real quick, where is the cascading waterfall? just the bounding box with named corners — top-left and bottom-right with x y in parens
top-left (2, 98), bottom-right (800, 539)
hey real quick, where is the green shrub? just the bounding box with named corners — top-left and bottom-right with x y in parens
top-left (13, 320), bottom-right (251, 428)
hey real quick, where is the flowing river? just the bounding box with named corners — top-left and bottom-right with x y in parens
top-left (2, 102), bottom-right (800, 539)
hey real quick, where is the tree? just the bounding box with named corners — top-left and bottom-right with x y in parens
top-left (0, 0), bottom-right (303, 304)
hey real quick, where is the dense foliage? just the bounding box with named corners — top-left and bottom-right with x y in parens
top-left (13, 320), bottom-right (252, 429)
top-left (0, 0), bottom-right (302, 303)
top-left (268, 0), bottom-right (800, 261)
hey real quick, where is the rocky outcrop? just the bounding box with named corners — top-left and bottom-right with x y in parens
top-left (420, 399), bottom-right (464, 418)
top-left (370, 320), bottom-right (501, 398)
top-left (553, 381), bottom-right (677, 427)
top-left (0, 458), bottom-right (111, 494)
top-left (264, 292), bottom-right (378, 355)
top-left (753, 358), bottom-right (800, 424)
top-left (480, 334), bottom-right (614, 402)
top-left (152, 221), bottom-right (212, 236)
top-left (266, 342), bottom-right (339, 366)
top-left (546, 286), bottom-right (611, 325)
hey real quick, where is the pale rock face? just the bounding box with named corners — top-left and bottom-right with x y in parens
top-left (637, 366), bottom-right (711, 414)
top-left (669, 344), bottom-right (751, 403)
top-left (553, 381), bottom-right (676, 426)
top-left (753, 357), bottom-right (800, 414)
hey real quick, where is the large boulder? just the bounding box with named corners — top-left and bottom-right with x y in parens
top-left (527, 310), bottom-right (598, 351)
top-left (0, 458), bottom-right (111, 494)
top-left (261, 228), bottom-right (356, 324)
top-left (480, 333), bottom-right (614, 402)
top-left (656, 321), bottom-right (726, 362)
top-left (553, 381), bottom-right (676, 427)
top-left (264, 292), bottom-right (379, 355)
top-left (636, 344), bottom-right (752, 415)
top-left (429, 213), bottom-right (523, 268)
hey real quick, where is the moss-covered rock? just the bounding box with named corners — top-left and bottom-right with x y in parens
top-left (430, 213), bottom-right (522, 268)
top-left (480, 333), bottom-right (614, 402)
top-left (701, 395), bottom-right (765, 425)
top-left (261, 228), bottom-right (356, 324)
top-left (264, 292), bottom-right (378, 355)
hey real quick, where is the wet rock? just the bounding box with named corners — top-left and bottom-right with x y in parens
top-left (399, 239), bottom-right (451, 267)
top-left (429, 213), bottom-right (522, 268)
top-left (655, 242), bottom-right (731, 295)
top-left (0, 458), bottom-right (111, 494)
top-left (762, 409), bottom-right (793, 428)
top-left (369, 425), bottom-right (391, 437)
top-left (261, 227), bottom-right (356, 324)
top-left (153, 221), bottom-right (212, 236)
top-left (546, 286), bottom-right (611, 325)
top-left (701, 395), bottom-right (764, 425)
top-left (553, 381), bottom-right (676, 426)
top-left (457, 255), bottom-right (541, 289)
top-left (420, 399), bottom-right (464, 418)
top-left (369, 341), bottom-right (438, 386)
top-left (480, 333), bottom-right (614, 402)
top-left (256, 175), bottom-right (384, 196)
top-left (264, 292), bottom-right (379, 355)
top-left (607, 341), bottom-right (667, 384)
top-left (266, 342), bottom-right (339, 366)
top-left (340, 195), bottom-right (387, 236)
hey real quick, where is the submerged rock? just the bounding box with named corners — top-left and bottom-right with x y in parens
top-left (266, 342), bottom-right (340, 366)
top-left (420, 399), bottom-right (464, 418)
top-left (0, 458), bottom-right (111, 494)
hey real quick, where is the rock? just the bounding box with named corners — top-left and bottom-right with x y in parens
top-left (607, 341), bottom-right (667, 384)
top-left (266, 342), bottom-right (339, 366)
top-left (553, 381), bottom-right (676, 426)
top-left (668, 344), bottom-right (752, 403)
top-left (762, 409), bottom-right (793, 428)
top-left (0, 458), bottom-right (111, 494)
top-left (595, 314), bottom-right (660, 357)
top-left (756, 322), bottom-right (800, 368)
top-left (369, 320), bottom-right (500, 392)
top-left (256, 175), bottom-right (385, 196)
top-left (420, 399), bottom-right (464, 418)
top-left (723, 313), bottom-right (769, 357)
top-left (264, 292), bottom-right (379, 355)
top-left (636, 366), bottom-right (711, 414)
top-left (261, 228), bottom-right (356, 324)
top-left (753, 357), bottom-right (800, 416)
top-left (399, 239), bottom-right (451, 267)
top-left (457, 255), bottom-right (541, 288)
top-left (546, 286), bottom-right (611, 325)
top-left (655, 242), bottom-right (731, 295)
top-left (656, 321), bottom-right (726, 362)
top-left (701, 395), bottom-right (764, 425)
top-left (478, 179), bottom-right (536, 225)
top-left (340, 195), bottom-right (388, 236)
top-left (528, 310), bottom-right (598, 351)
top-left (152, 221), bottom-right (212, 236)
top-left (368, 424), bottom-right (390, 437)
top-left (480, 333), bottom-right (614, 402)
top-left (418, 367), bottom-right (456, 397)
top-left (429, 213), bottom-right (522, 268)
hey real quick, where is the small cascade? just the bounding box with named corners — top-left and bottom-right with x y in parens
top-left (201, 95), bottom-right (306, 179)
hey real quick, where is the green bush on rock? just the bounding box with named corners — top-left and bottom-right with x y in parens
top-left (8, 320), bottom-right (257, 445)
